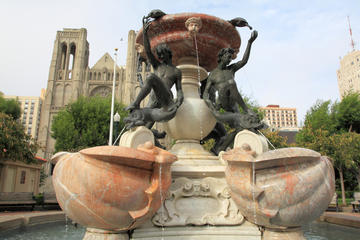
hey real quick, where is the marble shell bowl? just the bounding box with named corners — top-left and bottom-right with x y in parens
top-left (222, 147), bottom-right (335, 228)
top-left (136, 12), bottom-right (241, 72)
top-left (52, 142), bottom-right (177, 231)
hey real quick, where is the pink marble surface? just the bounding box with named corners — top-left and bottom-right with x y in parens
top-left (52, 142), bottom-right (177, 231)
top-left (136, 13), bottom-right (241, 71)
top-left (223, 147), bottom-right (335, 228)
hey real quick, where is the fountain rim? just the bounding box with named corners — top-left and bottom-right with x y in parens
top-left (135, 12), bottom-right (242, 71)
top-left (79, 145), bottom-right (177, 170)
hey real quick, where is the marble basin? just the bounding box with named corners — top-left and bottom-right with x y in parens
top-left (52, 142), bottom-right (177, 232)
top-left (222, 147), bottom-right (335, 229)
top-left (136, 13), bottom-right (241, 71)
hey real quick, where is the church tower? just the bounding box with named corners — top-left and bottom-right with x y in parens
top-left (124, 30), bottom-right (138, 104)
top-left (37, 28), bottom-right (89, 159)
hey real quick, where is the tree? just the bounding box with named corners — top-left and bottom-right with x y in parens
top-left (296, 95), bottom-right (360, 205)
top-left (51, 96), bottom-right (128, 153)
top-left (296, 100), bottom-right (335, 143)
top-left (0, 93), bottom-right (21, 120)
top-left (330, 132), bottom-right (360, 204)
top-left (333, 93), bottom-right (360, 133)
top-left (260, 129), bottom-right (289, 149)
top-left (0, 112), bottom-right (38, 163)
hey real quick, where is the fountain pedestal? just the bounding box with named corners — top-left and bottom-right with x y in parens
top-left (83, 228), bottom-right (129, 240)
top-left (164, 63), bottom-right (216, 157)
top-left (131, 158), bottom-right (261, 240)
top-left (263, 227), bottom-right (305, 240)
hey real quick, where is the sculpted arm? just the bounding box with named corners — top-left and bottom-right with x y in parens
top-left (143, 18), bottom-right (160, 68)
top-left (232, 30), bottom-right (258, 72)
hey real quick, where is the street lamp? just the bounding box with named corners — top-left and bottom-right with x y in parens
top-left (113, 112), bottom-right (120, 143)
top-left (108, 48), bottom-right (118, 146)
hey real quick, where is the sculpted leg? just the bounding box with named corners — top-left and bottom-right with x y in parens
top-left (126, 74), bottom-right (160, 111)
top-left (232, 90), bottom-right (248, 112)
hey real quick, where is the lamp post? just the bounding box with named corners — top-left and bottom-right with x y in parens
top-left (108, 48), bottom-right (118, 146)
top-left (113, 112), bottom-right (120, 143)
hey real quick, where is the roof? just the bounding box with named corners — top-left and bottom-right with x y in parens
top-left (35, 156), bottom-right (47, 163)
top-left (91, 53), bottom-right (122, 71)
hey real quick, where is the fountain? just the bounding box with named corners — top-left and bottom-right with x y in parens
top-left (51, 10), bottom-right (335, 240)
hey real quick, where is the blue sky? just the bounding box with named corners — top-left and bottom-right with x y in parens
top-left (1, 0), bottom-right (359, 124)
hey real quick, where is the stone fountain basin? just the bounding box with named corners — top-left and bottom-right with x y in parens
top-left (222, 147), bottom-right (335, 228)
top-left (136, 13), bottom-right (241, 71)
top-left (52, 143), bottom-right (177, 232)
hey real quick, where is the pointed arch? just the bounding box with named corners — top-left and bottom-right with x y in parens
top-left (60, 42), bottom-right (67, 70)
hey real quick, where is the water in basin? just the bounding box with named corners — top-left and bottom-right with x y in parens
top-left (1, 221), bottom-right (360, 240)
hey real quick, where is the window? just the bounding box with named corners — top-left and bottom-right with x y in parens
top-left (20, 171), bottom-right (26, 184)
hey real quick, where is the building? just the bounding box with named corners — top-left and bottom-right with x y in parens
top-left (0, 157), bottom-right (46, 194)
top-left (337, 50), bottom-right (360, 99)
top-left (260, 105), bottom-right (299, 130)
top-left (4, 89), bottom-right (45, 140)
top-left (37, 28), bottom-right (151, 160)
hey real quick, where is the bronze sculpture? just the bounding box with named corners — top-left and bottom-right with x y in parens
top-left (202, 30), bottom-right (266, 154)
top-left (125, 13), bottom-right (183, 131)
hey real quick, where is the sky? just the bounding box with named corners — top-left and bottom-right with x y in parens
top-left (1, 0), bottom-right (359, 125)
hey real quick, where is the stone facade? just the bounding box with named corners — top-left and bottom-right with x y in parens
top-left (260, 104), bottom-right (298, 130)
top-left (337, 50), bottom-right (360, 99)
top-left (37, 28), bottom-right (150, 160)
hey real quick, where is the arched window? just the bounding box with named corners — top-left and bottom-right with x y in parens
top-left (60, 43), bottom-right (67, 70)
top-left (69, 44), bottom-right (76, 71)
top-left (67, 44), bottom-right (76, 79)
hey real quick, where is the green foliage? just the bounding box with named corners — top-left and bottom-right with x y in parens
top-left (0, 112), bottom-right (38, 163)
top-left (296, 94), bottom-right (360, 203)
top-left (333, 93), bottom-right (360, 133)
top-left (243, 94), bottom-right (264, 120)
top-left (33, 193), bottom-right (44, 205)
top-left (51, 96), bottom-right (128, 152)
top-left (39, 168), bottom-right (47, 187)
top-left (260, 129), bottom-right (290, 149)
top-left (304, 100), bottom-right (335, 132)
top-left (202, 138), bottom-right (215, 152)
top-left (0, 94), bottom-right (21, 120)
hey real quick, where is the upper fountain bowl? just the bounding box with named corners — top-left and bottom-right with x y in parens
top-left (136, 13), bottom-right (241, 71)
